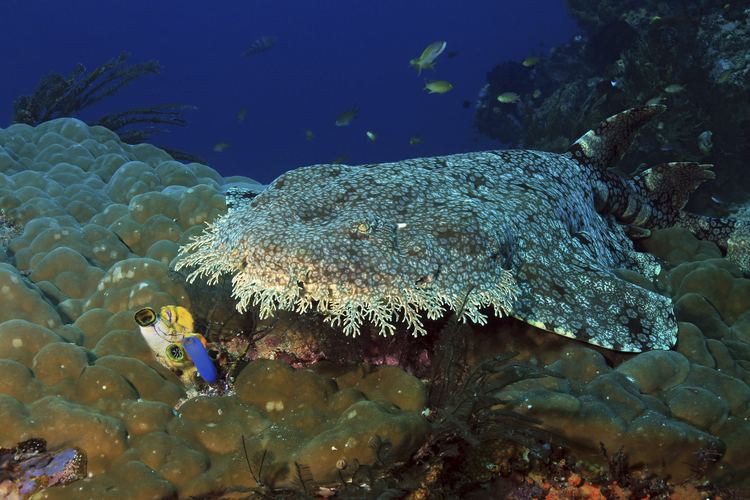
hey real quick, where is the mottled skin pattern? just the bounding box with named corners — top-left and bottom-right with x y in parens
top-left (177, 105), bottom-right (748, 352)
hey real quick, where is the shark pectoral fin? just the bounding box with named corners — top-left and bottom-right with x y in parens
top-left (512, 253), bottom-right (677, 353)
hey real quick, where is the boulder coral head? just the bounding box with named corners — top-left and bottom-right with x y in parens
top-left (176, 105), bottom-right (748, 352)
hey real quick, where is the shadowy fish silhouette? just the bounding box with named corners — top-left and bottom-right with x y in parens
top-left (242, 36), bottom-right (278, 57)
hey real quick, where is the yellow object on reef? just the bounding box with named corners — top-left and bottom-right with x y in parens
top-left (161, 305), bottom-right (194, 334)
top-left (135, 305), bottom-right (207, 387)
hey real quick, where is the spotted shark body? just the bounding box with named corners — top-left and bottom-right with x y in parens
top-left (179, 105), bottom-right (749, 352)
top-left (504, 105), bottom-right (745, 351)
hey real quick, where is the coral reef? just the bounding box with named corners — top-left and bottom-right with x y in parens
top-left (473, 225), bottom-right (750, 489)
top-left (0, 118), bottom-right (433, 496)
top-left (475, 2), bottom-right (750, 210)
top-left (1, 117), bottom-right (750, 495)
top-left (0, 209), bottom-right (19, 261)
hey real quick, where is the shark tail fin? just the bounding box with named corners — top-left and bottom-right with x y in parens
top-left (634, 162), bottom-right (715, 213)
top-left (567, 105), bottom-right (665, 172)
top-left (632, 162), bottom-right (749, 275)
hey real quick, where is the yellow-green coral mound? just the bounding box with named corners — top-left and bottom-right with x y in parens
top-left (489, 227), bottom-right (750, 486)
top-left (0, 118), bottom-right (430, 497)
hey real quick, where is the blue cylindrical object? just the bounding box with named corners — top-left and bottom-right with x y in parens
top-left (182, 336), bottom-right (218, 383)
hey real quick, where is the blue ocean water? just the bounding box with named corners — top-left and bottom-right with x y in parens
top-left (1, 1), bottom-right (578, 183)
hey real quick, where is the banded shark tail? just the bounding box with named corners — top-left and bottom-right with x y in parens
top-left (566, 105), bottom-right (748, 274)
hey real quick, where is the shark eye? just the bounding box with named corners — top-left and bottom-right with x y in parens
top-left (165, 343), bottom-right (186, 362)
top-left (350, 220), bottom-right (375, 240)
top-left (134, 308), bottom-right (157, 327)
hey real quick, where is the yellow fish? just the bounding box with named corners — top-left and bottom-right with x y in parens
top-left (366, 131), bottom-right (377, 142)
top-left (410, 41), bottom-right (447, 75)
top-left (335, 107), bottom-right (359, 126)
top-left (522, 56), bottom-right (540, 67)
top-left (305, 129), bottom-right (315, 141)
top-left (409, 136), bottom-right (422, 145)
top-left (496, 92), bottom-right (520, 104)
top-left (532, 89), bottom-right (542, 99)
top-left (236, 108), bottom-right (247, 122)
top-left (213, 142), bottom-right (230, 152)
top-left (424, 80), bottom-right (453, 94)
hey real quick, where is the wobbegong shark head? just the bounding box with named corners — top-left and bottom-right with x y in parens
top-left (176, 160), bottom-right (520, 337)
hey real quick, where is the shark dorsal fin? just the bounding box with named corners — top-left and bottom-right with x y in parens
top-left (567, 105), bottom-right (665, 172)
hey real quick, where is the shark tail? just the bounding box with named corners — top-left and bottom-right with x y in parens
top-left (567, 106), bottom-right (749, 273)
top-left (566, 104), bottom-right (665, 173)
